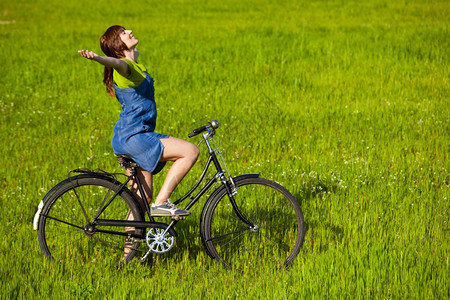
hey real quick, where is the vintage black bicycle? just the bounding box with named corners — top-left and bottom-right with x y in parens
top-left (34, 120), bottom-right (305, 270)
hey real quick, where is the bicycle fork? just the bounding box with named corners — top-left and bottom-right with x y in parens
top-left (203, 130), bottom-right (255, 229)
top-left (219, 174), bottom-right (256, 228)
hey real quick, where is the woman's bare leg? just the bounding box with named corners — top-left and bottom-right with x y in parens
top-left (154, 137), bottom-right (199, 205)
top-left (126, 167), bottom-right (153, 209)
top-left (124, 167), bottom-right (153, 258)
top-left (123, 136), bottom-right (198, 256)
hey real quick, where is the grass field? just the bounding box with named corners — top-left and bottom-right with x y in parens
top-left (0, 0), bottom-right (448, 298)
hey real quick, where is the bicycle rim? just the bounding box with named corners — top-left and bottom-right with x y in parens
top-left (37, 176), bottom-right (144, 265)
top-left (203, 177), bottom-right (305, 271)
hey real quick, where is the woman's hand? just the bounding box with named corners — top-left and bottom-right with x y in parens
top-left (78, 50), bottom-right (98, 60)
top-left (77, 50), bottom-right (130, 78)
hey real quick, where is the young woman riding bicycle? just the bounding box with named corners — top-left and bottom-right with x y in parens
top-left (78, 25), bottom-right (199, 217)
top-left (36, 25), bottom-right (305, 269)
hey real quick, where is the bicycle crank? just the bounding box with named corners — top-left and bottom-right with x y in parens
top-left (141, 226), bottom-right (176, 262)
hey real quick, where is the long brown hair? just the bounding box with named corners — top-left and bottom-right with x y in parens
top-left (100, 25), bottom-right (129, 97)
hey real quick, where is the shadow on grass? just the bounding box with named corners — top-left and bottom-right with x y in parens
top-left (294, 179), bottom-right (344, 253)
top-left (140, 205), bottom-right (306, 269)
top-left (138, 179), bottom-right (344, 268)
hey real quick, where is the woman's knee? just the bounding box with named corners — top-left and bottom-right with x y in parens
top-left (161, 137), bottom-right (199, 162)
top-left (188, 143), bottom-right (200, 162)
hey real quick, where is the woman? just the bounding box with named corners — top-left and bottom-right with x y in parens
top-left (78, 25), bottom-right (199, 217)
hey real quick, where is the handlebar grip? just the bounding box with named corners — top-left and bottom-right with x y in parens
top-left (188, 125), bottom-right (208, 138)
top-left (187, 120), bottom-right (219, 138)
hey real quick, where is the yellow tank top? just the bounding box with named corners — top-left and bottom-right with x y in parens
top-left (113, 59), bottom-right (147, 89)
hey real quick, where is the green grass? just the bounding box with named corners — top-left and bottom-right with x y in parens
top-left (0, 0), bottom-right (448, 298)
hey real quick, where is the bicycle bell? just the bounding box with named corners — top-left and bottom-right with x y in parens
top-left (211, 120), bottom-right (219, 129)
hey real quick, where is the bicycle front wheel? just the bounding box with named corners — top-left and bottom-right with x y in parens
top-left (37, 175), bottom-right (144, 265)
top-left (202, 177), bottom-right (305, 271)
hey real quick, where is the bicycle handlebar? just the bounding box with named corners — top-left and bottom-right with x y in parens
top-left (188, 120), bottom-right (220, 138)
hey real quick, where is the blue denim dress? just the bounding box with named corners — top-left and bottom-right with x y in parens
top-left (111, 73), bottom-right (168, 174)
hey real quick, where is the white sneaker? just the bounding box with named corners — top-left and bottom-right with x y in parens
top-left (151, 200), bottom-right (191, 216)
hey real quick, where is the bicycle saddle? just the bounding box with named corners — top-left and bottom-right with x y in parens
top-left (116, 155), bottom-right (139, 169)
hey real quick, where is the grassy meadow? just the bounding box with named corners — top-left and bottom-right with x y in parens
top-left (0, 0), bottom-right (448, 298)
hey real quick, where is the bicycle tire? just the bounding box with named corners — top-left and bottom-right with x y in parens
top-left (202, 177), bottom-right (305, 271)
top-left (37, 175), bottom-right (144, 265)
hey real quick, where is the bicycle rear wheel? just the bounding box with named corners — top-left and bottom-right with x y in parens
top-left (202, 177), bottom-right (305, 271)
top-left (37, 175), bottom-right (144, 265)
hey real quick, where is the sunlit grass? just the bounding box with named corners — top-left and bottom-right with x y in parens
top-left (0, 0), bottom-right (448, 298)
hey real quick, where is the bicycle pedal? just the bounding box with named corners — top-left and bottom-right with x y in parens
top-left (171, 215), bottom-right (184, 221)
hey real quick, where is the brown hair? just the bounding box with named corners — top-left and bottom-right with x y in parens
top-left (100, 25), bottom-right (129, 97)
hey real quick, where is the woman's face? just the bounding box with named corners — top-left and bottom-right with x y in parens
top-left (120, 29), bottom-right (139, 49)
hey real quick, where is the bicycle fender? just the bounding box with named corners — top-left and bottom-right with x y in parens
top-left (33, 200), bottom-right (44, 231)
top-left (33, 173), bottom-right (132, 231)
top-left (33, 176), bottom-right (78, 231)
top-left (231, 173), bottom-right (260, 181)
top-left (39, 173), bottom-right (116, 207)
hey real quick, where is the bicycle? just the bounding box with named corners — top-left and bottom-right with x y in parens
top-left (34, 120), bottom-right (305, 270)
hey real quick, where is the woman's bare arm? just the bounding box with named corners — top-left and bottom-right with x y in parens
top-left (78, 50), bottom-right (130, 78)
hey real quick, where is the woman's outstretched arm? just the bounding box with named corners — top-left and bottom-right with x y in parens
top-left (78, 50), bottom-right (130, 78)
